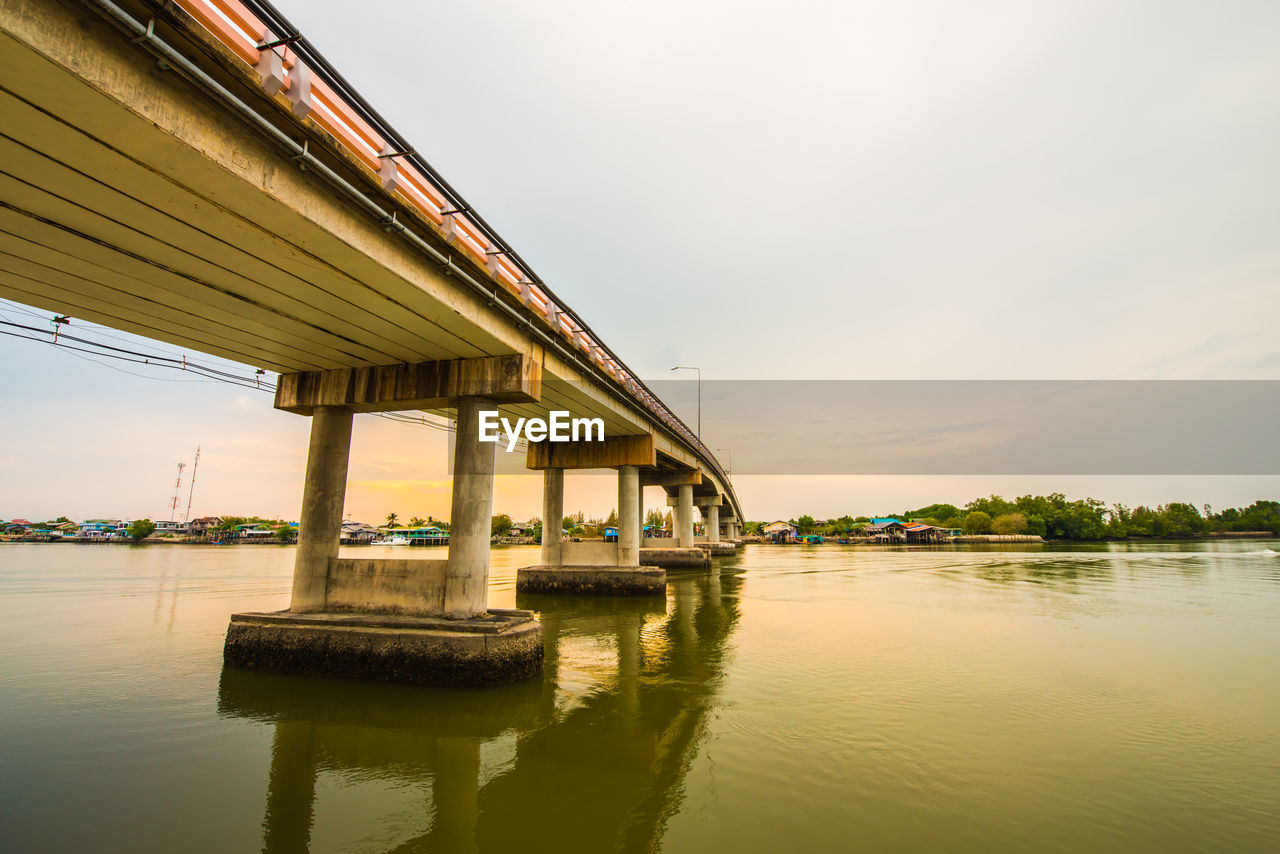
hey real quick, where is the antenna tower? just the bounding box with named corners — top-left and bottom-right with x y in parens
top-left (183, 446), bottom-right (201, 522)
top-left (168, 462), bottom-right (185, 522)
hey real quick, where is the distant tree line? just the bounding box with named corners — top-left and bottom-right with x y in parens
top-left (744, 496), bottom-right (1280, 540)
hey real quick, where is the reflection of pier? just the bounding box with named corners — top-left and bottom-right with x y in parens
top-left (217, 567), bottom-right (743, 852)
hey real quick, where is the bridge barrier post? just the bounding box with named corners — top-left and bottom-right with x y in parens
top-left (541, 467), bottom-right (564, 565)
top-left (290, 405), bottom-right (353, 612)
top-left (446, 396), bottom-right (498, 619)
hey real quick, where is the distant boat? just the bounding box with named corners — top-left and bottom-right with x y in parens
top-left (371, 535), bottom-right (410, 546)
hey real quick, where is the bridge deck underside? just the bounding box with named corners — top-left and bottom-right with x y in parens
top-left (0, 2), bottom-right (739, 517)
top-left (0, 24), bottom-right (637, 436)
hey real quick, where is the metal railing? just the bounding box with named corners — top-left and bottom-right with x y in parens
top-left (98, 0), bottom-right (733, 503)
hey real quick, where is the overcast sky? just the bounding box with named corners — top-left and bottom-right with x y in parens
top-left (3, 0), bottom-right (1278, 522)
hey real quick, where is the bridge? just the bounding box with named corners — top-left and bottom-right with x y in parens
top-left (1, 0), bottom-right (742, 684)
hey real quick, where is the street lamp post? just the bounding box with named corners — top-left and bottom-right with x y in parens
top-left (669, 366), bottom-right (700, 439)
top-left (715, 448), bottom-right (733, 479)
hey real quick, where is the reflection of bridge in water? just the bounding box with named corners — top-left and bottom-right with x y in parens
top-left (217, 566), bottom-right (744, 853)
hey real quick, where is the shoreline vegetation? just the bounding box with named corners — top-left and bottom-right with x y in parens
top-left (3, 495), bottom-right (1278, 546)
top-left (745, 495), bottom-right (1280, 542)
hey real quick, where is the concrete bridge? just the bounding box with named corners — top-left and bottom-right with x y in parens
top-left (1, 0), bottom-right (742, 683)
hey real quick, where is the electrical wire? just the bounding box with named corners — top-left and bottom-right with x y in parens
top-left (0, 306), bottom-right (482, 437)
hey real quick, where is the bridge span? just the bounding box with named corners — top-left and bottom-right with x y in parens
top-left (1, 0), bottom-right (742, 683)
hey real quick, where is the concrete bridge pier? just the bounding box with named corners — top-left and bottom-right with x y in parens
top-left (704, 502), bottom-right (721, 545)
top-left (541, 466), bottom-right (564, 566)
top-left (290, 405), bottom-right (354, 612)
top-left (675, 484), bottom-right (695, 547)
top-left (516, 436), bottom-right (664, 595)
top-left (692, 495), bottom-right (736, 555)
top-left (636, 469), bottom-right (710, 569)
top-left (446, 396), bottom-right (498, 619)
top-left (224, 356), bottom-right (545, 686)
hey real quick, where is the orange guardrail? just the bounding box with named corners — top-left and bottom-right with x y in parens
top-left (165, 0), bottom-right (723, 479)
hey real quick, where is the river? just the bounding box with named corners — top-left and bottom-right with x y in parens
top-left (1, 541), bottom-right (1277, 852)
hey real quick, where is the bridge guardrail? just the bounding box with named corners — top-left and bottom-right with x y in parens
top-left (152, 0), bottom-right (732, 499)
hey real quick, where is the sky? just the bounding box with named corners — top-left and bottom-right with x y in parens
top-left (2, 0), bottom-right (1278, 523)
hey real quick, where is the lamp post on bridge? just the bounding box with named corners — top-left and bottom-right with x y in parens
top-left (669, 365), bottom-right (700, 440)
top-left (715, 448), bottom-right (733, 480)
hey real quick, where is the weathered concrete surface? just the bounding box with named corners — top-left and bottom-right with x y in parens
top-left (676, 484), bottom-right (695, 547)
top-left (275, 355), bottom-right (540, 414)
top-left (291, 405), bottom-right (354, 612)
top-left (446, 396), bottom-right (497, 619)
top-left (541, 467), bottom-right (563, 565)
top-left (325, 558), bottom-right (447, 615)
top-left (515, 566), bottom-right (665, 596)
top-left (618, 465), bottom-right (640, 567)
top-left (704, 502), bottom-right (720, 544)
top-left (544, 540), bottom-right (624, 567)
top-left (640, 547), bottom-right (711, 569)
top-left (223, 609), bottom-right (542, 686)
top-left (526, 434), bottom-right (656, 469)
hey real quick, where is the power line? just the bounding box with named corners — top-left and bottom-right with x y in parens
top-left (1, 308), bottom-right (472, 436)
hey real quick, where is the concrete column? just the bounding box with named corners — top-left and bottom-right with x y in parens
top-left (677, 484), bottom-right (694, 547)
top-left (618, 465), bottom-right (639, 566)
top-left (637, 484), bottom-right (645, 544)
top-left (706, 503), bottom-right (720, 544)
top-left (290, 405), bottom-right (353, 612)
top-left (446, 396), bottom-right (497, 619)
top-left (541, 467), bottom-right (563, 566)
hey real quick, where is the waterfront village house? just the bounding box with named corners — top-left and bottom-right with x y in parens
top-left (870, 520), bottom-right (949, 543)
top-left (507, 521), bottom-right (534, 537)
top-left (78, 520), bottom-right (123, 538)
top-left (389, 526), bottom-right (449, 545)
top-left (153, 520), bottom-right (189, 535)
top-left (4, 519), bottom-right (34, 534)
top-left (340, 521), bottom-right (376, 543)
top-left (763, 521), bottom-right (799, 543)
top-left (603, 526), bottom-right (619, 542)
top-left (237, 523), bottom-right (277, 540)
top-left (188, 516), bottom-right (224, 535)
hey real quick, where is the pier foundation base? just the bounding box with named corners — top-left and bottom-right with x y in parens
top-left (640, 547), bottom-right (712, 569)
top-left (223, 609), bottom-right (542, 687)
top-left (515, 565), bottom-right (665, 596)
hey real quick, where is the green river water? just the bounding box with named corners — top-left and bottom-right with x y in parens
top-left (1, 541), bottom-right (1277, 852)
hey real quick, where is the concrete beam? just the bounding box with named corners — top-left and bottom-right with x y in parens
top-left (666, 493), bottom-right (722, 507)
top-left (274, 355), bottom-right (540, 414)
top-left (526, 434), bottom-right (655, 470)
top-left (639, 469), bottom-right (702, 487)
